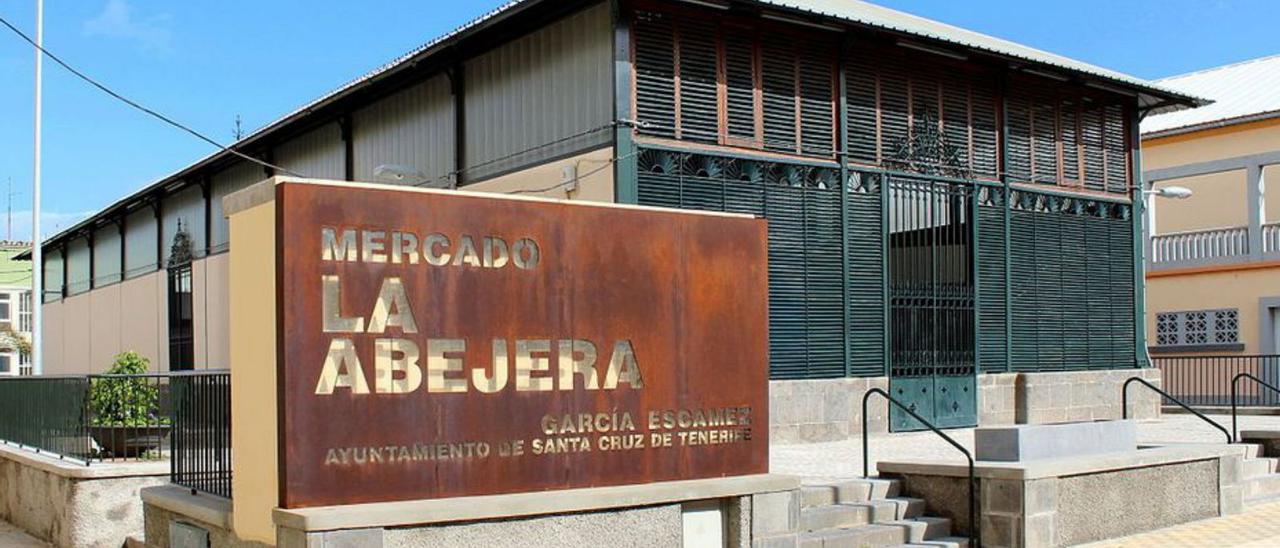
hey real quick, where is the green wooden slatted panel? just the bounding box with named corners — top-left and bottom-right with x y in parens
top-left (1009, 199), bottom-right (1040, 371)
top-left (1061, 203), bottom-right (1091, 368)
top-left (635, 149), bottom-right (850, 380)
top-left (846, 181), bottom-right (885, 377)
top-left (1084, 210), bottom-right (1113, 367)
top-left (805, 183), bottom-right (846, 377)
top-left (976, 190), bottom-right (1007, 373)
top-left (1107, 207), bottom-right (1136, 368)
top-left (1034, 205), bottom-right (1065, 370)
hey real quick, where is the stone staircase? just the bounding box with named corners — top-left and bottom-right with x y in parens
top-left (1239, 442), bottom-right (1280, 507)
top-left (798, 478), bottom-right (969, 548)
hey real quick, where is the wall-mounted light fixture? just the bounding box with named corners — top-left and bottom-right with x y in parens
top-left (1144, 185), bottom-right (1193, 199)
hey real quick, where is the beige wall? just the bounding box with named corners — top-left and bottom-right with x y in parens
top-left (1146, 266), bottom-right (1280, 354)
top-left (193, 254), bottom-right (231, 369)
top-left (1143, 121), bottom-right (1280, 233)
top-left (463, 147), bottom-right (615, 203)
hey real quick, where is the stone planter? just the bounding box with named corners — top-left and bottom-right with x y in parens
top-left (89, 425), bottom-right (170, 458)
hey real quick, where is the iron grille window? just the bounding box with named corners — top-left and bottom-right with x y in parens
top-left (1006, 80), bottom-right (1131, 194)
top-left (632, 8), bottom-right (837, 157)
top-left (1155, 309), bottom-right (1239, 347)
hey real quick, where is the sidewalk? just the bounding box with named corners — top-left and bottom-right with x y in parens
top-left (1083, 500), bottom-right (1280, 547)
top-left (0, 521), bottom-right (46, 548)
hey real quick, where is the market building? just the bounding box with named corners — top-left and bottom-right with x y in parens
top-left (26, 0), bottom-right (1199, 437)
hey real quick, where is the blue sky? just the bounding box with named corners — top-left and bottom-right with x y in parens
top-left (0, 0), bottom-right (1276, 242)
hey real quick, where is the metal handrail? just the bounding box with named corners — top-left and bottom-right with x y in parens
top-left (862, 388), bottom-right (977, 548)
top-left (1231, 373), bottom-right (1280, 443)
top-left (1122, 376), bottom-right (1232, 443)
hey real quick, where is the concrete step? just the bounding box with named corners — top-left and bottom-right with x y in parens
top-left (882, 497), bottom-right (928, 520)
top-left (800, 504), bottom-right (873, 531)
top-left (1238, 443), bottom-right (1265, 459)
top-left (1244, 473), bottom-right (1280, 499)
top-left (801, 478), bottom-right (902, 505)
top-left (885, 517), bottom-right (953, 543)
top-left (797, 516), bottom-right (953, 547)
top-left (1243, 457), bottom-right (1278, 479)
top-left (890, 538), bottom-right (971, 548)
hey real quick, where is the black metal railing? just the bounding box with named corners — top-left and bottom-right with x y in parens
top-left (1154, 355), bottom-right (1280, 407)
top-left (1232, 373), bottom-right (1280, 444)
top-left (0, 370), bottom-right (231, 497)
top-left (862, 388), bottom-right (977, 548)
top-left (170, 372), bottom-right (232, 498)
top-left (1122, 376), bottom-right (1232, 443)
top-left (0, 376), bottom-right (92, 462)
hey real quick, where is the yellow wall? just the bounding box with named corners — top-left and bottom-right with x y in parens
top-left (1147, 265), bottom-right (1280, 354)
top-left (463, 147), bottom-right (615, 203)
top-left (227, 197), bottom-right (278, 544)
top-left (193, 254), bottom-right (231, 369)
top-left (1143, 122), bottom-right (1280, 233)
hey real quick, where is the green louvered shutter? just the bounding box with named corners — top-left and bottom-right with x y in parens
top-left (845, 175), bottom-right (884, 377)
top-left (636, 150), bottom-right (850, 380)
top-left (976, 187), bottom-right (1007, 373)
top-left (1034, 201), bottom-right (1065, 370)
top-left (1009, 194), bottom-right (1039, 371)
top-left (1084, 206), bottom-right (1114, 367)
top-left (1107, 205), bottom-right (1136, 368)
top-left (1061, 203), bottom-right (1091, 369)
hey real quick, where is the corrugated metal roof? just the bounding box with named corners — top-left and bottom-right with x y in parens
top-left (32, 0), bottom-right (1202, 253)
top-left (1141, 54), bottom-right (1280, 138)
top-left (759, 0), bottom-right (1206, 112)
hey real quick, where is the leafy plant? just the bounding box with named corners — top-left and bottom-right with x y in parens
top-left (90, 351), bottom-right (166, 427)
top-left (0, 323), bottom-right (31, 358)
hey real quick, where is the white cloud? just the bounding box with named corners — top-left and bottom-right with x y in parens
top-left (83, 0), bottom-right (172, 52)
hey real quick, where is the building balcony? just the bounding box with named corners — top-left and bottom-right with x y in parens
top-left (1148, 221), bottom-right (1280, 270)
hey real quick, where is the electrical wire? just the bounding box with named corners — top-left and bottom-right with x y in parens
top-left (412, 123), bottom-right (619, 189)
top-left (0, 14), bottom-right (302, 177)
top-left (506, 148), bottom-right (642, 195)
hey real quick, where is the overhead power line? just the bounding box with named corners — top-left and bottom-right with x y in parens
top-left (0, 14), bottom-right (301, 177)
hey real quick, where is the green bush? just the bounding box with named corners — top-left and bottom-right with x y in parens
top-left (90, 351), bottom-right (165, 427)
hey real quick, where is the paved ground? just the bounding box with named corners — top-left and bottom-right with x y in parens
top-left (0, 521), bottom-right (45, 548)
top-left (769, 412), bottom-right (1274, 479)
top-left (1083, 500), bottom-right (1280, 547)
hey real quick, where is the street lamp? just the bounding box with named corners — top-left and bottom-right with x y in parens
top-left (1144, 185), bottom-right (1193, 199)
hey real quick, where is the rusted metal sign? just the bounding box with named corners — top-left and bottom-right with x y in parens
top-left (276, 181), bottom-right (769, 508)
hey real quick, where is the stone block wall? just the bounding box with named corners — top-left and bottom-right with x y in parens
top-left (768, 377), bottom-right (889, 444)
top-left (0, 446), bottom-right (167, 548)
top-left (1017, 368), bottom-right (1162, 424)
top-left (978, 373), bottom-right (1018, 426)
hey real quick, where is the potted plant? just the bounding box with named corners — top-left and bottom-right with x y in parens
top-left (88, 351), bottom-right (169, 458)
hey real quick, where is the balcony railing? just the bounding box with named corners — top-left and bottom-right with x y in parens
top-left (1149, 222), bottom-right (1280, 269)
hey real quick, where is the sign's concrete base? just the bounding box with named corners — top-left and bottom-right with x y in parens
top-left (142, 475), bottom-right (801, 547)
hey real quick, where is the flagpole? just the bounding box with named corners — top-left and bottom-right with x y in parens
top-left (31, 0), bottom-right (43, 375)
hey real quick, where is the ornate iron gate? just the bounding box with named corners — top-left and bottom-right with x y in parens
top-left (887, 175), bottom-right (977, 431)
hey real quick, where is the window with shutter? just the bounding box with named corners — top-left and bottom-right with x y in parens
top-left (678, 19), bottom-right (719, 143)
top-left (633, 10), bottom-right (676, 139)
top-left (1006, 81), bottom-right (1131, 194)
